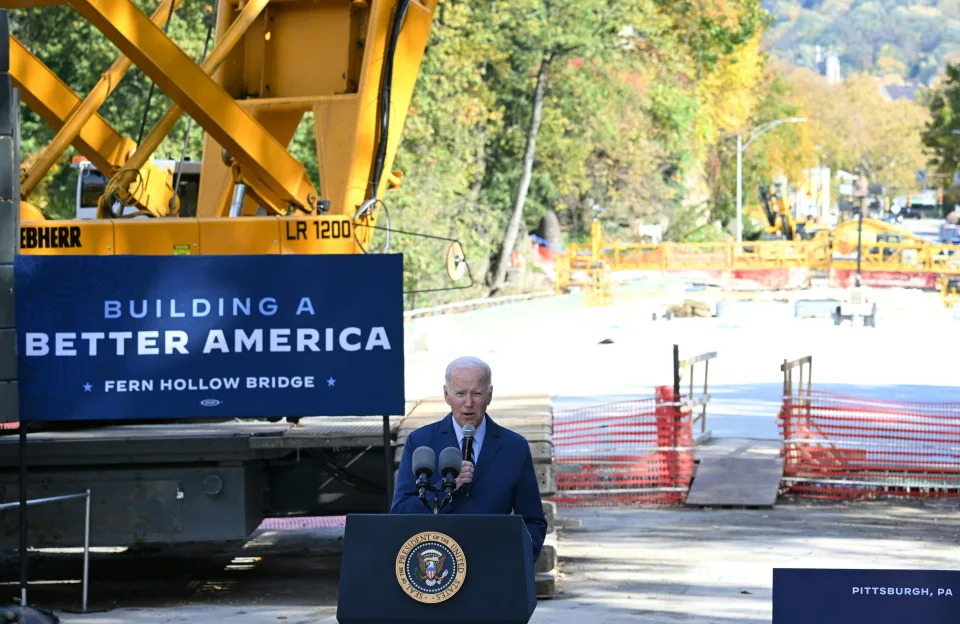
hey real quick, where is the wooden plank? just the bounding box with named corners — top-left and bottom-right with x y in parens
top-left (685, 456), bottom-right (784, 508)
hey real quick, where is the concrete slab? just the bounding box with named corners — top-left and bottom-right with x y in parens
top-left (685, 456), bottom-right (784, 507)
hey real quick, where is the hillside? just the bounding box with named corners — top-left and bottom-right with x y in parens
top-left (762, 0), bottom-right (960, 88)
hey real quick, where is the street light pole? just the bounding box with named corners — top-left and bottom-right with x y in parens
top-left (735, 117), bottom-right (807, 244)
top-left (736, 134), bottom-right (742, 245)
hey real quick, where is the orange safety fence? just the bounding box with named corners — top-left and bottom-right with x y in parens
top-left (551, 387), bottom-right (694, 507)
top-left (560, 238), bottom-right (960, 285)
top-left (778, 391), bottom-right (960, 500)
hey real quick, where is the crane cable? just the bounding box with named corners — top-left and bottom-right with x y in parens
top-left (172, 1), bottom-right (218, 213)
top-left (100, 0), bottom-right (176, 219)
top-left (354, 0), bottom-right (411, 254)
top-left (134, 0), bottom-right (177, 147)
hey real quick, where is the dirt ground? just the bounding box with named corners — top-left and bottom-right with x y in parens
top-left (3, 498), bottom-right (958, 623)
top-left (537, 501), bottom-right (960, 623)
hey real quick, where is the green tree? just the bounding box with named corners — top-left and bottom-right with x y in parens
top-left (785, 66), bottom-right (929, 191)
top-left (482, 1), bottom-right (641, 294)
top-left (923, 63), bottom-right (960, 175)
top-left (652, 0), bottom-right (774, 240)
top-left (387, 1), bottom-right (506, 306)
top-left (11, 2), bottom-right (213, 217)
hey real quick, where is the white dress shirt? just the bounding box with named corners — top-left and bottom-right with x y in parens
top-left (452, 413), bottom-right (487, 463)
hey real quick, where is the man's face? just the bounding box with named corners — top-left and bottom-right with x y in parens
top-left (443, 366), bottom-right (492, 428)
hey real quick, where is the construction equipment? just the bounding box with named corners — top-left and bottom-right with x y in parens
top-left (833, 285), bottom-right (877, 327)
top-left (1, 0), bottom-right (448, 549)
top-left (583, 219), bottom-right (613, 306)
top-left (832, 209), bottom-right (878, 327)
top-left (71, 156), bottom-right (202, 219)
top-left (757, 183), bottom-right (825, 241)
top-left (943, 275), bottom-right (960, 308)
top-left (11, 0), bottom-right (436, 242)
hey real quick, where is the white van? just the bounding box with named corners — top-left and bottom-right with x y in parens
top-left (71, 157), bottom-right (201, 219)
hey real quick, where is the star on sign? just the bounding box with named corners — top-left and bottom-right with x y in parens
top-left (326, 377), bottom-right (336, 387)
top-left (83, 383), bottom-right (93, 392)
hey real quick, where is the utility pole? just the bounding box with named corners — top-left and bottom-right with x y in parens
top-left (855, 201), bottom-right (863, 288)
top-left (736, 135), bottom-right (742, 244)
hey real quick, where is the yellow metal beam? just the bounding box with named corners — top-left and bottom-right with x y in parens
top-left (314, 0), bottom-right (437, 244)
top-left (9, 36), bottom-right (134, 175)
top-left (122, 0), bottom-right (268, 177)
top-left (11, 35), bottom-right (181, 218)
top-left (65, 0), bottom-right (319, 214)
top-left (101, 0), bottom-right (267, 218)
top-left (197, 0), bottom-right (438, 234)
top-left (20, 0), bottom-right (182, 197)
top-left (19, 216), bottom-right (356, 255)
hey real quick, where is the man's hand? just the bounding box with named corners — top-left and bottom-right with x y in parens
top-left (455, 460), bottom-right (474, 490)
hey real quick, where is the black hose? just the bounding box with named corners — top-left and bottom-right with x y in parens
top-left (369, 0), bottom-right (411, 200)
top-left (172, 2), bottom-right (218, 212)
top-left (135, 0), bottom-right (177, 146)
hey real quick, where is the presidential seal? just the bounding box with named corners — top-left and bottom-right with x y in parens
top-left (395, 531), bottom-right (467, 603)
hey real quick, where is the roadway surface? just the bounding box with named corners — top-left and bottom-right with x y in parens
top-left (405, 282), bottom-right (960, 438)
top-left (10, 502), bottom-right (960, 623)
top-left (5, 284), bottom-right (960, 622)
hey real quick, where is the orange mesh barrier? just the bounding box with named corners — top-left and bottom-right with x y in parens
top-left (778, 391), bottom-right (960, 500)
top-left (551, 387), bottom-right (694, 507)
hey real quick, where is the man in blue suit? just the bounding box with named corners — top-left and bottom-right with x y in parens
top-left (391, 356), bottom-right (547, 560)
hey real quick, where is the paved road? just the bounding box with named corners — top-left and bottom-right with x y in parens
top-left (536, 502), bottom-right (960, 623)
top-left (406, 288), bottom-right (960, 440)
top-left (8, 499), bottom-right (959, 623)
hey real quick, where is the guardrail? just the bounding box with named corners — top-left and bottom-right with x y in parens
top-left (1, 490), bottom-right (91, 612)
top-left (781, 355), bottom-right (813, 398)
top-left (674, 346), bottom-right (716, 439)
top-left (403, 290), bottom-right (555, 319)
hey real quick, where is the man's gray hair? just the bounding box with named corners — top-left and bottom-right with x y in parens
top-left (444, 356), bottom-right (492, 390)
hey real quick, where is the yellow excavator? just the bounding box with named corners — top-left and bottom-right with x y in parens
top-left (757, 183), bottom-right (826, 241)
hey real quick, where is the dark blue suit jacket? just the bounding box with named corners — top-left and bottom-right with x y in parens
top-left (391, 413), bottom-right (547, 560)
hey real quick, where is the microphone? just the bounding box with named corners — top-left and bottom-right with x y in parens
top-left (436, 446), bottom-right (462, 512)
top-left (461, 424), bottom-right (475, 463)
top-left (412, 446), bottom-right (436, 512)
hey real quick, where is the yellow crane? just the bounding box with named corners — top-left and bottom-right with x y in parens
top-left (12, 0), bottom-right (437, 255)
top-left (0, 0), bottom-right (446, 550)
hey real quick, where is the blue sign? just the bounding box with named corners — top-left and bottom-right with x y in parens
top-left (774, 569), bottom-right (960, 623)
top-left (14, 254), bottom-right (405, 421)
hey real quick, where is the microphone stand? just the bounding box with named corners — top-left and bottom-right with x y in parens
top-left (435, 475), bottom-right (456, 514)
top-left (416, 476), bottom-right (437, 513)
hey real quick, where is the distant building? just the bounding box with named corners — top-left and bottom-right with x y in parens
top-left (882, 84), bottom-right (921, 101)
top-left (824, 54), bottom-right (841, 84)
top-left (815, 45), bottom-right (841, 84)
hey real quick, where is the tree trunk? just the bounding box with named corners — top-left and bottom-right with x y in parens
top-left (489, 54), bottom-right (550, 295)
